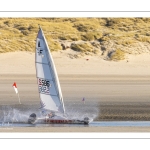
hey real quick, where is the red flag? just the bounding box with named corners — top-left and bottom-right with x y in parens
top-left (13, 82), bottom-right (17, 88)
top-left (12, 82), bottom-right (18, 94)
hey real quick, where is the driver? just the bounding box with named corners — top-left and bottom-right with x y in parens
top-left (48, 112), bottom-right (55, 118)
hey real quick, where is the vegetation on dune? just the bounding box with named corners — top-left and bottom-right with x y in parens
top-left (71, 42), bottom-right (94, 53)
top-left (0, 18), bottom-right (150, 61)
top-left (81, 32), bottom-right (103, 41)
top-left (108, 49), bottom-right (125, 61)
top-left (73, 19), bottom-right (101, 32)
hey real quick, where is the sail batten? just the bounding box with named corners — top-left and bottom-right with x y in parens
top-left (35, 27), bottom-right (65, 114)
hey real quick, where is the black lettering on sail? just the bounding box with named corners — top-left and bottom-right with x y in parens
top-left (38, 49), bottom-right (43, 55)
top-left (38, 41), bottom-right (40, 47)
top-left (38, 78), bottom-right (51, 94)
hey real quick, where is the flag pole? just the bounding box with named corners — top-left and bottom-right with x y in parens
top-left (17, 93), bottom-right (21, 104)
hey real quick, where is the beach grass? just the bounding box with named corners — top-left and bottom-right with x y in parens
top-left (0, 18), bottom-right (150, 60)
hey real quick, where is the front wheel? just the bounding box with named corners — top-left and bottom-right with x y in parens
top-left (28, 113), bottom-right (37, 124)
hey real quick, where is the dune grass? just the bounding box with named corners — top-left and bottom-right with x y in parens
top-left (109, 49), bottom-right (125, 61)
top-left (71, 42), bottom-right (94, 52)
top-left (0, 18), bottom-right (150, 57)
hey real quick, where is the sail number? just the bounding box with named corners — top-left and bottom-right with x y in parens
top-left (38, 78), bottom-right (51, 94)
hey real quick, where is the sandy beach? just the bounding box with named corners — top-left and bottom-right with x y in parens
top-left (0, 51), bottom-right (150, 75)
top-left (0, 51), bottom-right (150, 132)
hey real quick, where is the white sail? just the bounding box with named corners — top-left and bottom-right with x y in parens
top-left (35, 27), bottom-right (65, 114)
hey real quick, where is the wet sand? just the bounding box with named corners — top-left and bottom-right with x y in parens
top-left (0, 74), bottom-right (150, 132)
top-left (1, 126), bottom-right (150, 132)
